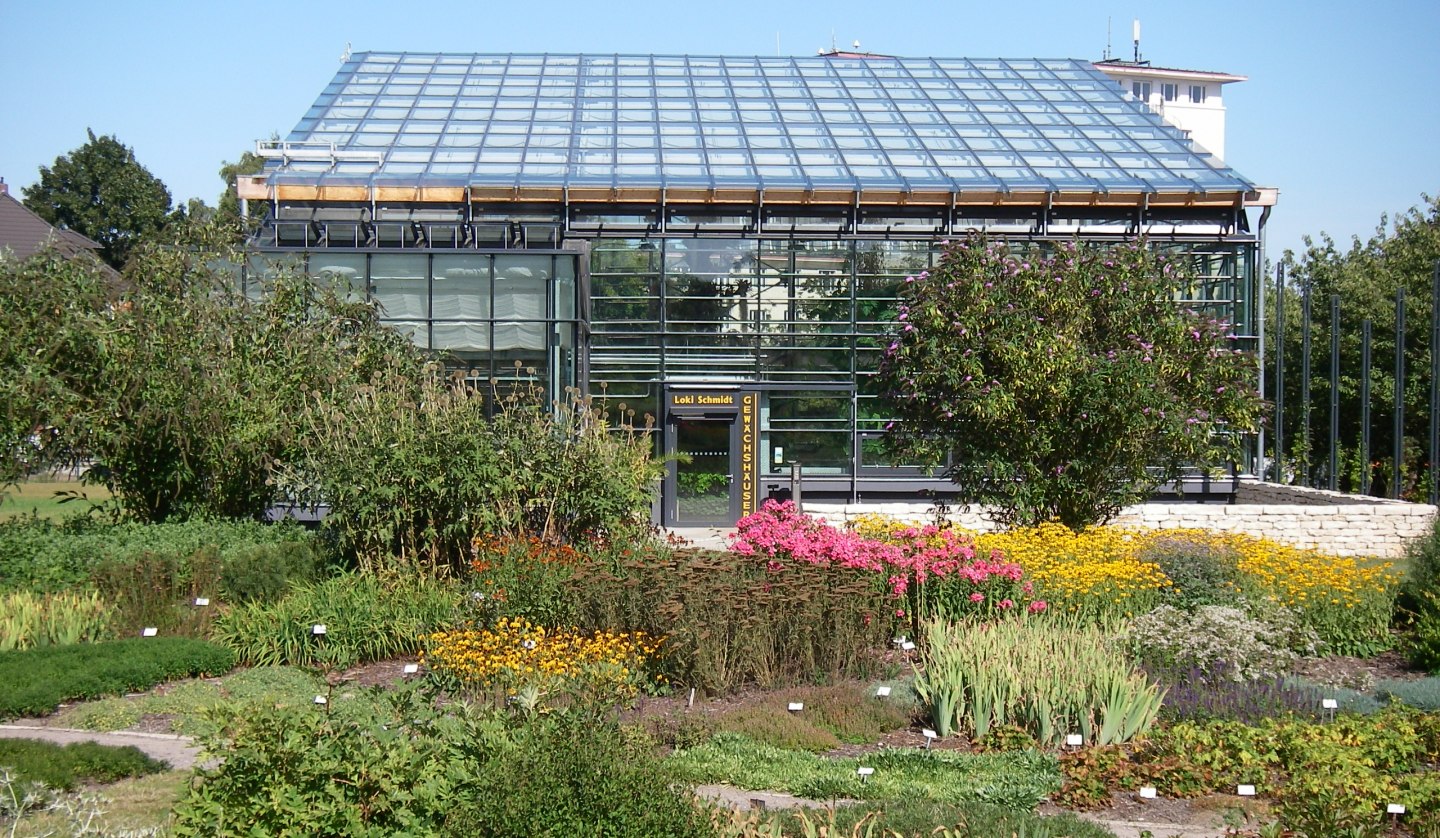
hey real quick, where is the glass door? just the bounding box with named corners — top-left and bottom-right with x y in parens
top-left (671, 418), bottom-right (735, 525)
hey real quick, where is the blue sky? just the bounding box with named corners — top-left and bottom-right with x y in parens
top-left (2, 0), bottom-right (1436, 260)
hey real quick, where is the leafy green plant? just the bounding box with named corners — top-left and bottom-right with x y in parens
top-left (1407, 592), bottom-right (1440, 674)
top-left (877, 234), bottom-right (1262, 528)
top-left (210, 572), bottom-right (460, 669)
top-left (219, 541), bottom-right (319, 605)
top-left (0, 739), bottom-right (168, 791)
top-left (914, 617), bottom-right (1162, 745)
top-left (1374, 677), bottom-right (1440, 711)
top-left (730, 800), bottom-right (1115, 838)
top-left (91, 545), bottom-right (223, 638)
top-left (0, 637), bottom-right (235, 718)
top-left (1124, 603), bottom-right (1317, 682)
top-left (0, 590), bottom-right (111, 651)
top-left (666, 732), bottom-right (1061, 811)
top-left (1139, 534), bottom-right (1242, 607)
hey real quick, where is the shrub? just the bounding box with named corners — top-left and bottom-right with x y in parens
top-left (915, 618), bottom-right (1162, 745)
top-left (1407, 592), bottom-right (1440, 674)
top-left (569, 544), bottom-right (897, 693)
top-left (210, 572), bottom-right (461, 669)
top-left (1398, 513), bottom-right (1440, 616)
top-left (441, 711), bottom-right (709, 838)
top-left (1138, 533), bottom-right (1242, 607)
top-left (0, 590), bottom-right (111, 651)
top-left (466, 533), bottom-right (586, 627)
top-left (773, 800), bottom-right (1116, 838)
top-left (0, 738), bottom-right (168, 790)
top-left (90, 544), bottom-right (223, 638)
top-left (0, 516), bottom-right (320, 594)
top-left (219, 540), bottom-right (319, 604)
top-left (0, 637), bottom-right (235, 718)
top-left (709, 683), bottom-right (914, 754)
top-left (1374, 677), bottom-right (1440, 711)
top-left (1125, 603), bottom-right (1316, 682)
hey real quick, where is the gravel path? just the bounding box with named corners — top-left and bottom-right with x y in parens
top-left (0, 723), bottom-right (204, 771)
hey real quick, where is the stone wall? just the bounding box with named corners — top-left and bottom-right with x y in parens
top-left (806, 485), bottom-right (1437, 558)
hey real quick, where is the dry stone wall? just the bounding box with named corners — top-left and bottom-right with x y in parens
top-left (806, 485), bottom-right (1437, 558)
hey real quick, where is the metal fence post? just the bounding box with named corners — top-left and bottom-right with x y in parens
top-left (1274, 265), bottom-right (1286, 481)
top-left (1394, 288), bottom-right (1406, 499)
top-left (1362, 319), bottom-right (1372, 495)
top-left (1329, 295), bottom-right (1341, 492)
top-left (1301, 281), bottom-right (1312, 484)
top-left (1432, 260), bottom-right (1440, 505)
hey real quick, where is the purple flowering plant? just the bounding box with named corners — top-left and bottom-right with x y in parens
top-left (875, 233), bottom-right (1262, 528)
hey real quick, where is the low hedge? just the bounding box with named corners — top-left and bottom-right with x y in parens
top-left (0, 738), bottom-right (169, 790)
top-left (0, 637), bottom-right (235, 719)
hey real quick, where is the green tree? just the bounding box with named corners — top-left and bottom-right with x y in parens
top-left (217, 150), bottom-right (267, 231)
top-left (877, 234), bottom-right (1262, 528)
top-left (21, 130), bottom-right (173, 270)
top-left (1273, 193), bottom-right (1440, 496)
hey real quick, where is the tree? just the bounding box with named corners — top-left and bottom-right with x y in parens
top-left (1273, 193), bottom-right (1440, 496)
top-left (22, 130), bottom-right (172, 270)
top-left (877, 234), bottom-right (1262, 528)
top-left (217, 150), bottom-right (267, 232)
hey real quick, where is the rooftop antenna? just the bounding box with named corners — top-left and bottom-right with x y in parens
top-left (340, 41), bottom-right (352, 63)
top-left (1132, 19), bottom-right (1141, 64)
top-left (831, 30), bottom-right (837, 53)
top-left (852, 39), bottom-right (861, 52)
top-left (1104, 17), bottom-right (1112, 61)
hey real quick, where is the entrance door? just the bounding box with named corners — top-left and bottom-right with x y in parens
top-left (670, 417), bottom-right (736, 525)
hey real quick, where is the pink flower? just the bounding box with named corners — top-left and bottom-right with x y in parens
top-left (969, 592), bottom-right (984, 603)
top-left (1028, 601), bottom-right (1048, 614)
top-left (998, 599), bottom-right (1015, 610)
top-left (895, 608), bottom-right (906, 618)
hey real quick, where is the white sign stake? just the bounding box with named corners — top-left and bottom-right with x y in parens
top-left (311, 624), bottom-right (327, 636)
top-left (922, 728), bottom-right (937, 749)
top-left (1237, 784), bottom-right (1256, 797)
top-left (402, 663), bottom-right (420, 675)
top-left (875, 686), bottom-right (892, 698)
top-left (856, 766), bottom-right (874, 783)
top-left (1387, 803), bottom-right (1406, 815)
top-left (901, 641), bottom-right (917, 652)
top-left (787, 702), bottom-right (804, 712)
top-left (194, 597), bottom-right (210, 607)
top-left (313, 695), bottom-right (328, 705)
top-left (141, 627), bottom-right (158, 637)
top-left (1065, 733), bottom-right (1082, 747)
top-left (1139, 786), bottom-right (1157, 799)
top-left (1321, 698), bottom-right (1338, 709)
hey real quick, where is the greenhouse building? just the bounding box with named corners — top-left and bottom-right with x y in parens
top-left (239, 51), bottom-right (1273, 526)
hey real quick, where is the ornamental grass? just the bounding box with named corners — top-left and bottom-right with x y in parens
top-left (422, 617), bottom-right (663, 701)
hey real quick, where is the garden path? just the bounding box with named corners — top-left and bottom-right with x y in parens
top-left (0, 723), bottom-right (204, 771)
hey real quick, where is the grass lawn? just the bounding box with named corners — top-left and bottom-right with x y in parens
top-left (0, 477), bottom-right (111, 521)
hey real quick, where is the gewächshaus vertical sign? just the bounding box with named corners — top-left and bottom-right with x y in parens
top-left (740, 393), bottom-right (757, 517)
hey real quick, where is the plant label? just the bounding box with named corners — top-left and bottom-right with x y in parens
top-left (1387, 803), bottom-right (1406, 814)
top-left (141, 627), bottom-right (158, 637)
top-left (922, 729), bottom-right (937, 739)
top-left (787, 702), bottom-right (804, 712)
top-left (893, 636), bottom-right (907, 646)
top-left (194, 597), bottom-right (210, 607)
top-left (856, 767), bottom-right (874, 777)
top-left (313, 695), bottom-right (328, 705)
top-left (403, 663), bottom-right (420, 675)
top-left (1237, 784), bottom-right (1256, 796)
top-left (1321, 698), bottom-right (1338, 709)
top-left (312, 624), bottom-right (327, 635)
top-left (1139, 786), bottom-right (1157, 799)
top-left (901, 641), bottom-right (917, 651)
top-left (875, 686), bottom-right (892, 698)
top-left (1065, 734), bottom-right (1082, 747)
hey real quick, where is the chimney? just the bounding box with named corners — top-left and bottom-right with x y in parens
top-left (0, 177), bottom-right (7, 196)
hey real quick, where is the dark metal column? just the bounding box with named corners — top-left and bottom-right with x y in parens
top-left (1432, 261), bottom-right (1440, 505)
top-left (1301, 280), bottom-right (1312, 484)
top-left (1329, 295), bottom-right (1341, 492)
top-left (1274, 265), bottom-right (1285, 480)
top-left (1393, 288), bottom-right (1405, 499)
top-left (1361, 319), bottom-right (1372, 495)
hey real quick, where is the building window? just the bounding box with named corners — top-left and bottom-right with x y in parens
top-left (1189, 85), bottom-right (1208, 103)
top-left (1161, 83), bottom-right (1178, 102)
top-left (1131, 81), bottom-right (1151, 101)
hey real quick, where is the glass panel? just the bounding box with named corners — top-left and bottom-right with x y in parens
top-left (371, 254), bottom-right (428, 319)
top-left (308, 253), bottom-right (366, 300)
top-left (432, 254), bottom-right (491, 319)
top-left (674, 418), bottom-right (732, 523)
top-left (493, 254), bottom-right (549, 320)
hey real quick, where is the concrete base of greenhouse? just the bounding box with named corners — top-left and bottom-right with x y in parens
top-left (806, 484), bottom-right (1437, 559)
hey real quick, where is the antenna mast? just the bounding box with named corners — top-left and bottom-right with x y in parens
top-left (1104, 17), bottom-right (1112, 61)
top-left (1132, 19), bottom-right (1142, 64)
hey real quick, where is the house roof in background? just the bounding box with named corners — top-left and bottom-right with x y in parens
top-left (0, 188), bottom-right (104, 261)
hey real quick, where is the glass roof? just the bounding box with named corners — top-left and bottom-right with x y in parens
top-left (271, 52), bottom-right (1253, 196)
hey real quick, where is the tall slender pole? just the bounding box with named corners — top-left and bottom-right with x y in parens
top-left (1362, 319), bottom-right (1372, 495)
top-left (1394, 288), bottom-right (1405, 499)
top-left (1274, 265), bottom-right (1286, 481)
top-left (1302, 282), bottom-right (1313, 484)
top-left (1329, 295), bottom-right (1341, 492)
top-left (1431, 261), bottom-right (1440, 505)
